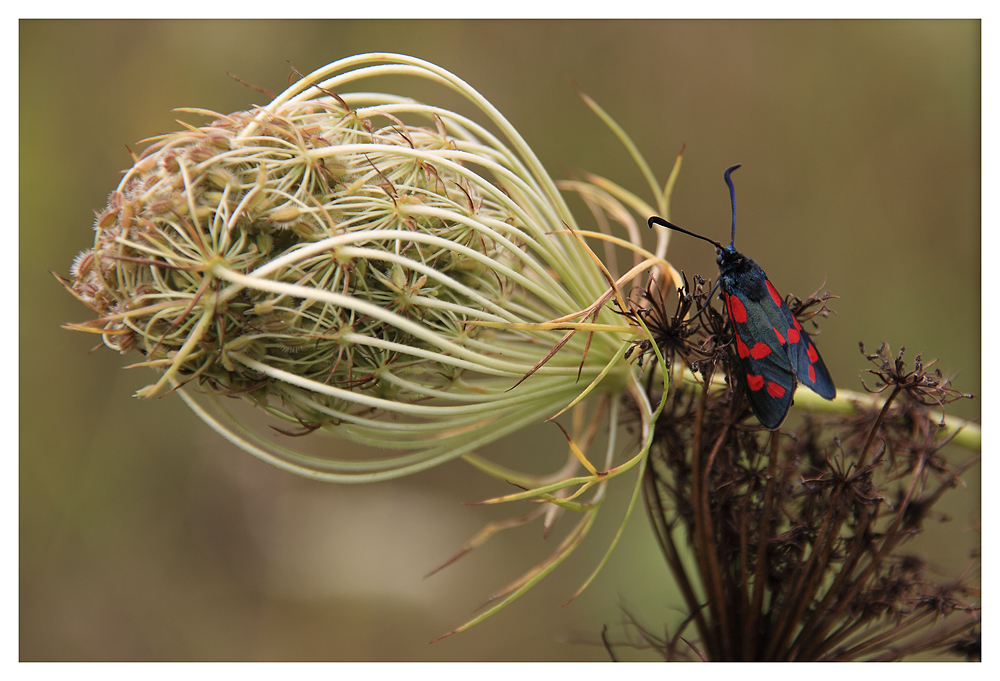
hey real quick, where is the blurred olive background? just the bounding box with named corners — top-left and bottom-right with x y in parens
top-left (21, 20), bottom-right (979, 661)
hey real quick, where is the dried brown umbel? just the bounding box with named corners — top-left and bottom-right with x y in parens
top-left (604, 285), bottom-right (980, 661)
top-left (620, 273), bottom-right (717, 374)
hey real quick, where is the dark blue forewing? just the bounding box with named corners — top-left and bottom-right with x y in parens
top-left (724, 289), bottom-right (796, 429)
top-left (765, 280), bottom-right (837, 400)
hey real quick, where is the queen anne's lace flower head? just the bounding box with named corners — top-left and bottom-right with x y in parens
top-left (62, 54), bottom-right (637, 483)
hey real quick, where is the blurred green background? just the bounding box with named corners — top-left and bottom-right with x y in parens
top-left (20, 20), bottom-right (979, 661)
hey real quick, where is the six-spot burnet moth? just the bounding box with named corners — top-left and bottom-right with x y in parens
top-left (647, 164), bottom-right (836, 429)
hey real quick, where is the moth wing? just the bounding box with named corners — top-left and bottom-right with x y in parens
top-left (763, 280), bottom-right (837, 400)
top-left (726, 290), bottom-right (797, 429)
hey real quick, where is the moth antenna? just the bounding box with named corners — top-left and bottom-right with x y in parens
top-left (647, 216), bottom-right (724, 251)
top-left (724, 164), bottom-right (741, 248)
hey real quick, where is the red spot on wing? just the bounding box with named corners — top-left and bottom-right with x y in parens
top-left (787, 325), bottom-right (801, 344)
top-left (773, 327), bottom-right (786, 344)
top-left (767, 382), bottom-right (787, 398)
top-left (766, 280), bottom-right (782, 306)
top-left (807, 343), bottom-right (819, 363)
top-left (808, 365), bottom-right (816, 383)
top-left (736, 335), bottom-right (750, 358)
top-left (728, 294), bottom-right (748, 323)
top-left (793, 317), bottom-right (803, 331)
top-left (750, 342), bottom-right (771, 359)
top-left (747, 374), bottom-right (765, 392)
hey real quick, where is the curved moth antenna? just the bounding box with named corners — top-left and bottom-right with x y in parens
top-left (647, 215), bottom-right (724, 251)
top-left (723, 163), bottom-right (741, 249)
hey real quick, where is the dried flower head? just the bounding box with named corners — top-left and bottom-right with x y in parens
top-left (604, 286), bottom-right (980, 661)
top-left (621, 273), bottom-right (715, 373)
top-left (860, 341), bottom-right (973, 410)
top-left (60, 54), bottom-right (636, 484)
top-left (59, 55), bottom-right (683, 635)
